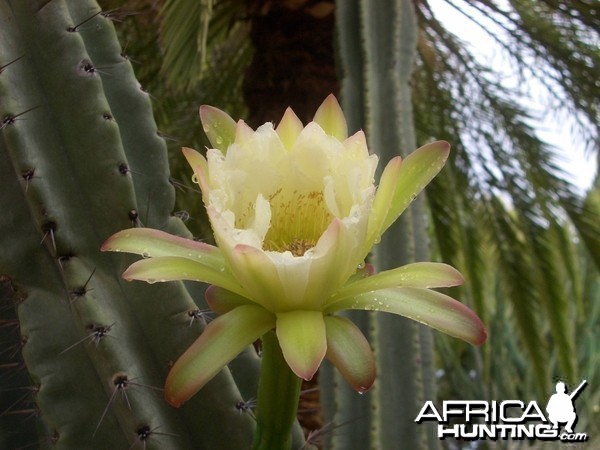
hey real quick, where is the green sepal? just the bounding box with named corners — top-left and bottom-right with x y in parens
top-left (325, 287), bottom-right (487, 346)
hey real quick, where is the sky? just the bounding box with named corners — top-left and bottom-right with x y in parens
top-left (428, 0), bottom-right (598, 192)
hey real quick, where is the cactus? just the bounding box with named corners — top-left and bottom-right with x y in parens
top-left (0, 0), bottom-right (288, 447)
top-left (320, 1), bottom-right (439, 448)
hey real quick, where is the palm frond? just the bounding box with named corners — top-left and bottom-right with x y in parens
top-left (159, 0), bottom-right (213, 91)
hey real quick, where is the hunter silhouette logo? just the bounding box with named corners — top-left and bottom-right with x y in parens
top-left (415, 379), bottom-right (589, 442)
top-left (546, 380), bottom-right (587, 434)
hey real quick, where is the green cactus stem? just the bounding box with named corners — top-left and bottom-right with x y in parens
top-left (321, 1), bottom-right (439, 448)
top-left (0, 0), bottom-right (263, 447)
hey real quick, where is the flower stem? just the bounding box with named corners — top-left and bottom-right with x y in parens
top-left (251, 330), bottom-right (302, 450)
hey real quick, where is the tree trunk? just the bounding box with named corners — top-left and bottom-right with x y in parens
top-left (242, 1), bottom-right (338, 128)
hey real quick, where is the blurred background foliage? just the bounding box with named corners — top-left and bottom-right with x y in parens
top-left (98, 0), bottom-right (599, 446)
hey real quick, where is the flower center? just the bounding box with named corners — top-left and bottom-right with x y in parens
top-left (282, 238), bottom-right (315, 257)
top-left (252, 188), bottom-right (333, 255)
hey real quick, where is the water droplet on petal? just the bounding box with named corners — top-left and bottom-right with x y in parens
top-left (191, 174), bottom-right (199, 184)
top-left (147, 278), bottom-right (156, 284)
top-left (203, 124), bottom-right (210, 134)
top-left (141, 251), bottom-right (150, 258)
top-left (215, 136), bottom-right (223, 145)
top-left (219, 267), bottom-right (225, 272)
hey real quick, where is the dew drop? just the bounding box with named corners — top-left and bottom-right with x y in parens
top-left (187, 252), bottom-right (193, 257)
top-left (219, 267), bottom-right (225, 272)
top-left (410, 194), bottom-right (417, 201)
top-left (357, 262), bottom-right (365, 269)
top-left (141, 251), bottom-right (150, 258)
top-left (191, 174), bottom-right (199, 184)
top-left (215, 136), bottom-right (223, 145)
top-left (114, 248), bottom-right (121, 252)
top-left (203, 124), bottom-right (210, 134)
top-left (147, 278), bottom-right (156, 284)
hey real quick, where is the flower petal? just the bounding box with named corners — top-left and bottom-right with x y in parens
top-left (381, 141), bottom-right (450, 234)
top-left (101, 228), bottom-right (224, 270)
top-left (227, 244), bottom-right (287, 312)
top-left (302, 219), bottom-right (358, 307)
top-left (165, 304), bottom-right (275, 407)
top-left (205, 285), bottom-right (254, 315)
top-left (329, 262), bottom-right (464, 304)
top-left (366, 156), bottom-right (402, 251)
top-left (324, 315), bottom-right (375, 393)
top-left (123, 256), bottom-right (245, 296)
top-left (181, 146), bottom-right (208, 179)
top-left (199, 105), bottom-right (237, 152)
top-left (234, 119), bottom-right (255, 145)
top-left (276, 310), bottom-right (326, 381)
top-left (313, 94), bottom-right (348, 141)
top-left (276, 107), bottom-right (304, 150)
top-left (325, 287), bottom-right (487, 346)
top-left (182, 147), bottom-right (210, 201)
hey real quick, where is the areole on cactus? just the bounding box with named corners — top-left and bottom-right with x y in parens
top-left (102, 94), bottom-right (486, 408)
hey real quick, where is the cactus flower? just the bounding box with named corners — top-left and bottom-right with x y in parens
top-left (102, 95), bottom-right (486, 407)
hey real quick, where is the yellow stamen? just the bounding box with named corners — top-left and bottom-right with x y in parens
top-left (234, 188), bottom-right (333, 255)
